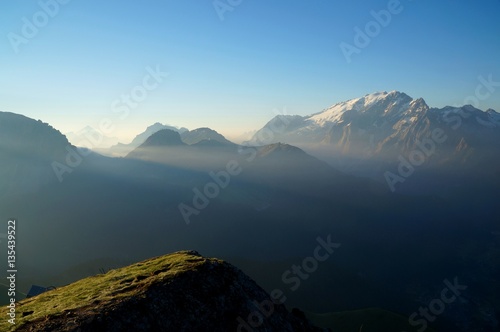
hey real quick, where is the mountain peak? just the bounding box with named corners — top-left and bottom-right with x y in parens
top-left (130, 123), bottom-right (187, 146)
top-left (359, 90), bottom-right (412, 106)
top-left (144, 122), bottom-right (189, 132)
top-left (147, 122), bottom-right (166, 130)
top-left (308, 91), bottom-right (414, 126)
top-left (257, 142), bottom-right (306, 158)
top-left (408, 97), bottom-right (429, 111)
top-left (362, 90), bottom-right (404, 101)
top-left (0, 111), bottom-right (69, 158)
top-left (141, 129), bottom-right (185, 147)
top-left (2, 251), bottom-right (324, 331)
top-left (181, 127), bottom-right (234, 146)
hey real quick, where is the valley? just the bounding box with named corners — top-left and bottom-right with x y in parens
top-left (1, 94), bottom-right (498, 330)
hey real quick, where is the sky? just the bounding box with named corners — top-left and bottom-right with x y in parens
top-left (1, 0), bottom-right (500, 143)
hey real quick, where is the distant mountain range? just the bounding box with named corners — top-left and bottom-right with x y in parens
top-left (250, 91), bottom-right (500, 153)
top-left (249, 91), bottom-right (500, 194)
top-left (66, 126), bottom-right (120, 149)
top-left (104, 124), bottom-right (236, 157)
top-left (104, 122), bottom-right (188, 156)
top-left (67, 90), bottom-right (500, 192)
top-left (0, 92), bottom-right (499, 331)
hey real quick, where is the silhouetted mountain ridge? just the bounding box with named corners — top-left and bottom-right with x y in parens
top-left (107, 123), bottom-right (188, 156)
top-left (0, 111), bottom-right (72, 196)
top-left (0, 111), bottom-right (69, 159)
top-left (181, 127), bottom-right (235, 146)
top-left (140, 129), bottom-right (186, 147)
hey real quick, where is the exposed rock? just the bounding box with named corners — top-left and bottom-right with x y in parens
top-left (1, 251), bottom-right (327, 332)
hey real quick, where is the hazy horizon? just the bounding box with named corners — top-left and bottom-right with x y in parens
top-left (2, 2), bottom-right (500, 330)
top-left (2, 87), bottom-right (499, 147)
top-left (2, 1), bottom-right (500, 144)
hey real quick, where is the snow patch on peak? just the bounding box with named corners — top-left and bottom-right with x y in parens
top-left (308, 91), bottom-right (412, 126)
top-left (361, 91), bottom-right (392, 106)
top-left (408, 97), bottom-right (428, 110)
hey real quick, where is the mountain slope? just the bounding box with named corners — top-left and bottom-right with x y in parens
top-left (0, 111), bottom-right (69, 159)
top-left (181, 127), bottom-right (236, 146)
top-left (250, 91), bottom-right (500, 159)
top-left (136, 128), bottom-right (186, 147)
top-left (249, 91), bottom-right (500, 192)
top-left (0, 251), bottom-right (326, 332)
top-left (0, 111), bottom-right (71, 196)
top-left (125, 129), bottom-right (188, 161)
top-left (107, 123), bottom-right (188, 156)
top-left (249, 91), bottom-right (417, 148)
top-left (1, 112), bottom-right (498, 331)
top-left (125, 127), bottom-right (240, 171)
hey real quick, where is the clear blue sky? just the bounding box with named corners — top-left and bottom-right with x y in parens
top-left (1, 0), bottom-right (499, 142)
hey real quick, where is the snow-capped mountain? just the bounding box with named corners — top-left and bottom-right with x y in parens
top-left (251, 91), bottom-right (499, 155)
top-left (249, 91), bottom-right (428, 152)
top-left (309, 91), bottom-right (415, 126)
top-left (249, 91), bottom-right (500, 190)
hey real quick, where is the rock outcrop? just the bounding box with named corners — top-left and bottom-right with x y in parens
top-left (1, 251), bottom-right (327, 332)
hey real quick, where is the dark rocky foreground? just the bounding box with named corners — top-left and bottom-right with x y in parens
top-left (0, 251), bottom-right (327, 332)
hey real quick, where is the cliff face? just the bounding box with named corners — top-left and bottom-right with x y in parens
top-left (2, 251), bottom-right (326, 332)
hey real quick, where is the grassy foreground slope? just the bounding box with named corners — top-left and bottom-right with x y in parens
top-left (0, 251), bottom-right (323, 332)
top-left (0, 250), bottom-right (440, 331)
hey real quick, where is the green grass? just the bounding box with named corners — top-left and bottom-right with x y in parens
top-left (0, 250), bottom-right (210, 331)
top-left (1, 251), bottom-right (442, 332)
